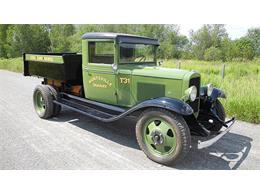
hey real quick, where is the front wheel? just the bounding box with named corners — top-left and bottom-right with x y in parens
top-left (136, 108), bottom-right (191, 166)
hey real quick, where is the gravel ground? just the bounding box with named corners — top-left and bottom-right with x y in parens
top-left (0, 70), bottom-right (260, 170)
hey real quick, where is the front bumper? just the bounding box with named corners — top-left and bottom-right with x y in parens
top-left (197, 117), bottom-right (235, 149)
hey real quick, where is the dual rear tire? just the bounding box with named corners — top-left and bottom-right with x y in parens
top-left (33, 85), bottom-right (61, 119)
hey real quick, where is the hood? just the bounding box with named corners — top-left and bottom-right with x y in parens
top-left (131, 66), bottom-right (192, 80)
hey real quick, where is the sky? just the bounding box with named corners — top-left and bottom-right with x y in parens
top-left (179, 24), bottom-right (259, 40)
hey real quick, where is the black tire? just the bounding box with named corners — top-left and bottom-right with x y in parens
top-left (53, 105), bottom-right (62, 117)
top-left (136, 108), bottom-right (191, 166)
top-left (199, 99), bottom-right (226, 132)
top-left (213, 99), bottom-right (226, 130)
top-left (216, 100), bottom-right (226, 121)
top-left (33, 85), bottom-right (54, 119)
top-left (47, 85), bottom-right (62, 117)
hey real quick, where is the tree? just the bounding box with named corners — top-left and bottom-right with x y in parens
top-left (190, 24), bottom-right (228, 60)
top-left (4, 25), bottom-right (50, 58)
top-left (234, 37), bottom-right (255, 60)
top-left (68, 24), bottom-right (102, 52)
top-left (220, 37), bottom-right (237, 61)
top-left (1, 24), bottom-right (258, 62)
top-left (49, 24), bottom-right (75, 52)
top-left (173, 35), bottom-right (189, 59)
top-left (69, 24), bottom-right (188, 59)
top-left (0, 24), bottom-right (11, 58)
top-left (247, 27), bottom-right (260, 57)
top-left (204, 47), bottom-right (222, 61)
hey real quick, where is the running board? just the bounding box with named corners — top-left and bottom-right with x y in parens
top-left (53, 98), bottom-right (116, 121)
top-left (59, 92), bottom-right (126, 113)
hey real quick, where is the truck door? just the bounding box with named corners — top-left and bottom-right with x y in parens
top-left (83, 41), bottom-right (117, 105)
top-left (116, 69), bottom-right (134, 107)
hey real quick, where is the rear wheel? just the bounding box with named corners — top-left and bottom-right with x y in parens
top-left (136, 108), bottom-right (191, 166)
top-left (33, 85), bottom-right (54, 119)
top-left (47, 85), bottom-right (62, 117)
top-left (53, 105), bottom-right (62, 117)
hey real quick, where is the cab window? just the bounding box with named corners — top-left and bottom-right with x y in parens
top-left (89, 41), bottom-right (114, 64)
top-left (119, 43), bottom-right (156, 64)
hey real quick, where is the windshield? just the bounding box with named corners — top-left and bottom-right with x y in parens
top-left (119, 43), bottom-right (156, 64)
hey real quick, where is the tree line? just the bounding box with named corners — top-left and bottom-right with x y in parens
top-left (0, 24), bottom-right (259, 61)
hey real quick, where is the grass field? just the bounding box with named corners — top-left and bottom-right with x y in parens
top-left (0, 57), bottom-right (23, 73)
top-left (1, 57), bottom-right (260, 123)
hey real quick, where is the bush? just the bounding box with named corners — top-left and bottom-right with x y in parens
top-left (234, 37), bottom-right (255, 60)
top-left (204, 47), bottom-right (222, 61)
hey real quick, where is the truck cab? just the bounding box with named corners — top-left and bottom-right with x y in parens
top-left (82, 32), bottom-right (160, 107)
top-left (81, 32), bottom-right (199, 110)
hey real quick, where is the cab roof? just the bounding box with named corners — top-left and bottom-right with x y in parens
top-left (82, 32), bottom-right (160, 45)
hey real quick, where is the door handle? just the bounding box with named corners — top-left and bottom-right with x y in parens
top-left (84, 67), bottom-right (92, 76)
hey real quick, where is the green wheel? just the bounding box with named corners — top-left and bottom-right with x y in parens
top-left (136, 108), bottom-right (191, 165)
top-left (33, 85), bottom-right (54, 119)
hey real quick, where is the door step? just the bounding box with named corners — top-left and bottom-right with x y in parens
top-left (53, 93), bottom-right (133, 122)
top-left (53, 98), bottom-right (115, 121)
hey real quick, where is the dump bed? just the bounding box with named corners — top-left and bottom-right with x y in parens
top-left (23, 53), bottom-right (82, 83)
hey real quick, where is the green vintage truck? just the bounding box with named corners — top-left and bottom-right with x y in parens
top-left (23, 32), bottom-right (235, 165)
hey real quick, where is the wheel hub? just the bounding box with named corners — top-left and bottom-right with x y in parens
top-left (151, 130), bottom-right (164, 145)
top-left (143, 118), bottom-right (177, 155)
top-left (34, 90), bottom-right (46, 115)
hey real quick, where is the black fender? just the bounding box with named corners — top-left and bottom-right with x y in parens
top-left (211, 88), bottom-right (226, 101)
top-left (55, 93), bottom-right (193, 123)
top-left (100, 97), bottom-right (194, 122)
top-left (129, 97), bottom-right (194, 116)
top-left (200, 86), bottom-right (226, 101)
top-left (85, 97), bottom-right (193, 122)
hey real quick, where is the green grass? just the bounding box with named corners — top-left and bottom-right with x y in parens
top-left (1, 57), bottom-right (260, 123)
top-left (163, 59), bottom-right (260, 123)
top-left (0, 57), bottom-right (23, 73)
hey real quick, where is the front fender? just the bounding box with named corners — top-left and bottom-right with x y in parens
top-left (131, 97), bottom-right (194, 116)
top-left (200, 86), bottom-right (226, 101)
top-left (211, 88), bottom-right (226, 100)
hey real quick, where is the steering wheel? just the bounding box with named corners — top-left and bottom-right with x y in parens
top-left (135, 55), bottom-right (146, 62)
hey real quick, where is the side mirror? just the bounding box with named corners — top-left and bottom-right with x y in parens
top-left (112, 63), bottom-right (118, 71)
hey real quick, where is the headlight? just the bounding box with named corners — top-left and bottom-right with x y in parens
top-left (188, 86), bottom-right (197, 102)
top-left (207, 83), bottom-right (214, 96)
